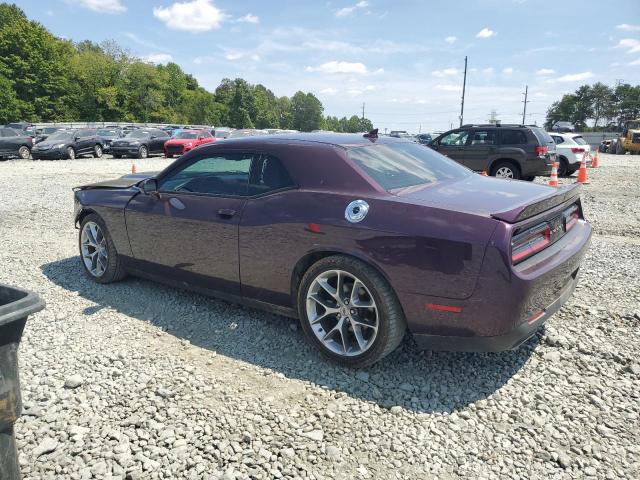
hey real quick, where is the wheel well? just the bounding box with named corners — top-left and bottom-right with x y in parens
top-left (489, 158), bottom-right (520, 175)
top-left (290, 250), bottom-right (394, 305)
top-left (75, 208), bottom-right (96, 227)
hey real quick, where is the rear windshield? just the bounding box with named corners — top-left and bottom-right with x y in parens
top-left (347, 142), bottom-right (471, 191)
top-left (530, 127), bottom-right (554, 145)
top-left (572, 136), bottom-right (587, 145)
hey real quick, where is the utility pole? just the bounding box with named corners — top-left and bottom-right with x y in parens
top-left (521, 85), bottom-right (530, 125)
top-left (361, 102), bottom-right (365, 120)
top-left (459, 56), bottom-right (467, 127)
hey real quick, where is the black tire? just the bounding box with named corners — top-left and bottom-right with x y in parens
top-left (78, 213), bottom-right (126, 284)
top-left (297, 255), bottom-right (406, 368)
top-left (18, 145), bottom-right (31, 160)
top-left (522, 176), bottom-right (535, 182)
top-left (490, 160), bottom-right (521, 180)
top-left (138, 145), bottom-right (148, 159)
top-left (166, 154), bottom-right (173, 158)
top-left (93, 144), bottom-right (103, 158)
top-left (557, 157), bottom-right (569, 177)
top-left (66, 147), bottom-right (76, 160)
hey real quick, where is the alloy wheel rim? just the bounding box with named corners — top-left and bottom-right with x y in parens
top-left (306, 269), bottom-right (379, 357)
top-left (140, 147), bottom-right (147, 158)
top-left (68, 148), bottom-right (75, 159)
top-left (81, 222), bottom-right (108, 277)
top-left (95, 145), bottom-right (102, 157)
top-left (495, 167), bottom-right (514, 178)
top-left (19, 146), bottom-right (29, 159)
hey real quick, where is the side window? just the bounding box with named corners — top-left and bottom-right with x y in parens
top-left (501, 130), bottom-right (527, 145)
top-left (439, 130), bottom-right (469, 146)
top-left (249, 155), bottom-right (295, 195)
top-left (470, 130), bottom-right (496, 145)
top-left (552, 135), bottom-right (564, 144)
top-left (159, 153), bottom-right (253, 196)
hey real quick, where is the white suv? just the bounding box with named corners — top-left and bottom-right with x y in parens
top-left (549, 133), bottom-right (591, 176)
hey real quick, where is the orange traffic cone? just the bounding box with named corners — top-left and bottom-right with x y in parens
top-left (591, 150), bottom-right (600, 168)
top-left (548, 161), bottom-right (558, 187)
top-left (481, 170), bottom-right (488, 176)
top-left (131, 161), bottom-right (137, 174)
top-left (576, 154), bottom-right (589, 184)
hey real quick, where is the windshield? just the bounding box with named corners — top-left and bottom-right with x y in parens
top-left (43, 127), bottom-right (59, 134)
top-left (348, 142), bottom-right (471, 191)
top-left (531, 127), bottom-right (554, 145)
top-left (97, 129), bottom-right (119, 136)
top-left (175, 132), bottom-right (198, 139)
top-left (46, 131), bottom-right (73, 141)
top-left (572, 136), bottom-right (587, 145)
top-left (126, 130), bottom-right (149, 139)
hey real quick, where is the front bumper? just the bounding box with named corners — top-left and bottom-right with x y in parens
top-left (31, 149), bottom-right (64, 159)
top-left (111, 146), bottom-right (140, 156)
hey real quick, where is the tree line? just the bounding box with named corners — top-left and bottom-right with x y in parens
top-left (0, 3), bottom-right (374, 132)
top-left (545, 82), bottom-right (640, 131)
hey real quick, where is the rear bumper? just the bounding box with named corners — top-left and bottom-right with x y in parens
top-left (521, 156), bottom-right (554, 177)
top-left (413, 268), bottom-right (579, 351)
top-left (400, 219), bottom-right (592, 352)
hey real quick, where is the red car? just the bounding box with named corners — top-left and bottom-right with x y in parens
top-left (164, 130), bottom-right (214, 158)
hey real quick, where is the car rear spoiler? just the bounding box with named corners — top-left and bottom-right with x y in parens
top-left (491, 184), bottom-right (582, 223)
top-left (73, 172), bottom-right (157, 191)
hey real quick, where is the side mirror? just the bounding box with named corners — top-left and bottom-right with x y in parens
top-left (150, 135), bottom-right (157, 139)
top-left (141, 178), bottom-right (158, 194)
top-left (74, 136), bottom-right (81, 141)
top-left (430, 141), bottom-right (439, 149)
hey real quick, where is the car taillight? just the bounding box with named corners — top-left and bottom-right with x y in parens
top-left (535, 146), bottom-right (548, 155)
top-left (570, 147), bottom-right (585, 154)
top-left (563, 204), bottom-right (580, 231)
top-left (511, 223), bottom-right (551, 264)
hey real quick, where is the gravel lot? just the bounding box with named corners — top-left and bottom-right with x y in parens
top-left (1, 153), bottom-right (638, 479)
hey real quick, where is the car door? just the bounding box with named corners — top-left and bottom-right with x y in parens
top-left (464, 128), bottom-right (497, 171)
top-left (151, 130), bottom-right (168, 153)
top-left (124, 151), bottom-right (254, 296)
top-left (0, 129), bottom-right (12, 154)
top-left (433, 130), bottom-right (469, 165)
top-left (74, 130), bottom-right (91, 154)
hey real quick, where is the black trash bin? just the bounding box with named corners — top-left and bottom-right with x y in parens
top-left (0, 284), bottom-right (45, 480)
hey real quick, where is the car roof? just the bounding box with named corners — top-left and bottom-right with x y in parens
top-left (210, 132), bottom-right (410, 149)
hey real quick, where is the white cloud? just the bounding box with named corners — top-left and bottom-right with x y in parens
top-left (193, 56), bottom-right (215, 64)
top-left (305, 61), bottom-right (368, 75)
top-left (347, 89), bottom-right (363, 95)
top-left (77, 0), bottom-right (126, 14)
top-left (616, 24), bottom-right (640, 32)
top-left (502, 67), bottom-right (514, 75)
top-left (476, 27), bottom-right (496, 39)
top-left (536, 68), bottom-right (555, 75)
top-left (320, 88), bottom-right (338, 95)
top-left (364, 85), bottom-right (375, 91)
top-left (628, 58), bottom-right (640, 66)
top-left (616, 38), bottom-right (640, 53)
top-left (224, 51), bottom-right (260, 61)
top-left (546, 71), bottom-right (594, 83)
top-left (143, 53), bottom-right (173, 64)
top-left (238, 13), bottom-right (259, 23)
top-left (335, 1), bottom-right (368, 17)
top-left (435, 84), bottom-right (462, 92)
top-left (482, 67), bottom-right (494, 74)
top-left (445, 36), bottom-right (457, 44)
top-left (432, 68), bottom-right (459, 77)
top-left (153, 0), bottom-right (227, 32)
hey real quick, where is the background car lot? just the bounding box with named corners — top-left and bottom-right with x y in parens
top-left (0, 154), bottom-right (638, 479)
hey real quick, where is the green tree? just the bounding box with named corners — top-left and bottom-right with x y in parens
top-left (291, 92), bottom-right (324, 131)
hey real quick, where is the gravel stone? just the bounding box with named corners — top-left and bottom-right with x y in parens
top-left (2, 153), bottom-right (639, 479)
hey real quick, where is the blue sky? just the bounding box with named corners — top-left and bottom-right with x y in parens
top-left (17, 0), bottom-right (640, 132)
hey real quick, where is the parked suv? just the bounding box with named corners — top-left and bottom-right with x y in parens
top-left (549, 133), bottom-right (591, 176)
top-left (0, 127), bottom-right (33, 160)
top-left (429, 124), bottom-right (556, 180)
top-left (110, 128), bottom-right (169, 158)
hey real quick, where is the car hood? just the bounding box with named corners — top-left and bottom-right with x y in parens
top-left (75, 172), bottom-right (158, 190)
top-left (394, 174), bottom-right (581, 223)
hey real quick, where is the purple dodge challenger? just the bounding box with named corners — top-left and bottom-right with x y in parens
top-left (74, 132), bottom-right (591, 367)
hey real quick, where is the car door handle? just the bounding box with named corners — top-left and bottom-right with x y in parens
top-left (217, 208), bottom-right (236, 218)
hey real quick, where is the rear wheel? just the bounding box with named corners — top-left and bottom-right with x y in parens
top-left (93, 144), bottom-right (103, 158)
top-left (79, 214), bottom-right (126, 284)
top-left (298, 255), bottom-right (406, 368)
top-left (491, 161), bottom-right (520, 180)
top-left (18, 146), bottom-right (30, 159)
top-left (557, 157), bottom-right (569, 177)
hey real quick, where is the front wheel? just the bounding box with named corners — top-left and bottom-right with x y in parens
top-left (66, 147), bottom-right (76, 160)
top-left (491, 161), bottom-right (520, 180)
top-left (93, 144), bottom-right (103, 158)
top-left (79, 214), bottom-right (126, 284)
top-left (298, 255), bottom-right (406, 368)
top-left (138, 145), bottom-right (148, 159)
top-left (18, 146), bottom-right (31, 159)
